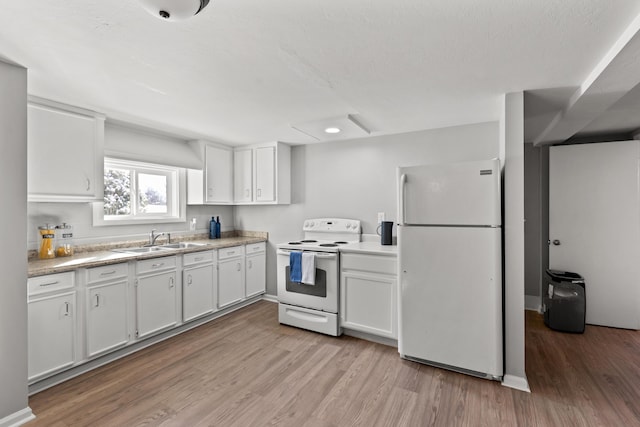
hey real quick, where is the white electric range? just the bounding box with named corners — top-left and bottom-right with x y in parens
top-left (277, 218), bottom-right (361, 336)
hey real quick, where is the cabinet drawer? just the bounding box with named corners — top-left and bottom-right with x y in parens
top-left (87, 263), bottom-right (128, 284)
top-left (136, 256), bottom-right (177, 275)
top-left (183, 250), bottom-right (216, 266)
top-left (218, 245), bottom-right (245, 260)
top-left (28, 272), bottom-right (75, 296)
top-left (341, 253), bottom-right (397, 275)
top-left (246, 242), bottom-right (266, 254)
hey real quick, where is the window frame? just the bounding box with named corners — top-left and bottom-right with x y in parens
top-left (93, 158), bottom-right (186, 226)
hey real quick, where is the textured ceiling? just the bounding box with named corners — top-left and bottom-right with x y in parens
top-left (1, 1), bottom-right (640, 145)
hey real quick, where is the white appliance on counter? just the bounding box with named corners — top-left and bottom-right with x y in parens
top-left (277, 218), bottom-right (361, 336)
top-left (397, 159), bottom-right (503, 380)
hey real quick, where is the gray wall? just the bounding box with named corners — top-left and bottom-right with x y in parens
top-left (235, 121), bottom-right (500, 296)
top-left (0, 59), bottom-right (30, 421)
top-left (524, 143), bottom-right (541, 299)
top-left (502, 92), bottom-right (529, 390)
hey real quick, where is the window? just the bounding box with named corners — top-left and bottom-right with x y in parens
top-left (94, 158), bottom-right (185, 225)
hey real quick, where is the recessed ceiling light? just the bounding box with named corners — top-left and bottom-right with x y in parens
top-left (324, 127), bottom-right (341, 134)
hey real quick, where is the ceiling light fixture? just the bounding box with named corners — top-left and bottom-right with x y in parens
top-left (137, 0), bottom-right (210, 22)
top-left (324, 127), bottom-right (341, 134)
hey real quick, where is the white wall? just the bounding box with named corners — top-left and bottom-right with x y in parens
top-left (235, 121), bottom-right (500, 296)
top-left (0, 59), bottom-right (33, 425)
top-left (501, 92), bottom-right (530, 392)
top-left (27, 203), bottom-right (233, 249)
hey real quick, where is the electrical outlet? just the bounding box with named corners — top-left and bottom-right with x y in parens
top-left (377, 212), bottom-right (385, 224)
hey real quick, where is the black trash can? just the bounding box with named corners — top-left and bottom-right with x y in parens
top-left (543, 269), bottom-right (586, 333)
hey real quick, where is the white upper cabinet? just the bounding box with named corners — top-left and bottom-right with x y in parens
top-left (233, 148), bottom-right (252, 203)
top-left (187, 141), bottom-right (233, 205)
top-left (233, 141), bottom-right (291, 205)
top-left (27, 97), bottom-right (105, 202)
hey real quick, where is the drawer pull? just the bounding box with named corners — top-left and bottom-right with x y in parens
top-left (227, 251), bottom-right (235, 256)
top-left (64, 302), bottom-right (70, 316)
top-left (152, 262), bottom-right (164, 268)
top-left (95, 294), bottom-right (100, 307)
top-left (39, 281), bottom-right (60, 287)
top-left (194, 257), bottom-right (204, 262)
top-left (169, 276), bottom-right (175, 289)
top-left (100, 270), bottom-right (116, 276)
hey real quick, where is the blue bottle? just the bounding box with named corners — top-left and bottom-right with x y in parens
top-left (209, 217), bottom-right (217, 239)
top-left (215, 216), bottom-right (221, 238)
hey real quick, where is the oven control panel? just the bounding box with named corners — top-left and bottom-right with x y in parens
top-left (303, 218), bottom-right (361, 233)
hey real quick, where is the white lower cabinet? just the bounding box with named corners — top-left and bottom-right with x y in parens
top-left (183, 250), bottom-right (217, 322)
top-left (340, 252), bottom-right (398, 339)
top-left (28, 272), bottom-right (76, 382)
top-left (218, 245), bottom-right (245, 308)
top-left (85, 263), bottom-right (129, 358)
top-left (28, 242), bottom-right (267, 385)
top-left (245, 243), bottom-right (266, 297)
top-left (135, 256), bottom-right (178, 339)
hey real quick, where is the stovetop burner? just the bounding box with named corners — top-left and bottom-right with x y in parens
top-left (319, 243), bottom-right (338, 247)
top-left (334, 241), bottom-right (348, 244)
top-left (300, 239), bottom-right (318, 243)
top-left (288, 241), bottom-right (302, 245)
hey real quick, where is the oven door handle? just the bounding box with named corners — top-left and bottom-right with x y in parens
top-left (277, 249), bottom-right (338, 259)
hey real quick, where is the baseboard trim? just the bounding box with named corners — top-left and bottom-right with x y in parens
top-left (0, 407), bottom-right (35, 427)
top-left (261, 293), bottom-right (278, 303)
top-left (502, 374), bottom-right (531, 393)
top-left (525, 295), bottom-right (542, 313)
top-left (342, 328), bottom-right (398, 348)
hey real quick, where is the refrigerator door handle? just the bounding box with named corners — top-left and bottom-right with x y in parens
top-left (399, 173), bottom-right (407, 225)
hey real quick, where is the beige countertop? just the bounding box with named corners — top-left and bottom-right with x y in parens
top-left (28, 235), bottom-right (267, 278)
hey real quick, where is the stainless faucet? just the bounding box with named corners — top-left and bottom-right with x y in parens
top-left (149, 229), bottom-right (165, 246)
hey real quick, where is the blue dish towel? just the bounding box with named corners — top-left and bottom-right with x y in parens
top-left (289, 251), bottom-right (302, 283)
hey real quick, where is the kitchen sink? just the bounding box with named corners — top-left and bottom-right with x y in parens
top-left (112, 242), bottom-right (206, 254)
top-left (161, 242), bottom-right (206, 249)
top-left (112, 246), bottom-right (172, 254)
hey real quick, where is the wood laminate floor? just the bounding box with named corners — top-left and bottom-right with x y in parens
top-left (27, 301), bottom-right (640, 426)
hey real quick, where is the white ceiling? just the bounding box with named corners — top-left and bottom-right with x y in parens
top-left (2, 1), bottom-right (640, 146)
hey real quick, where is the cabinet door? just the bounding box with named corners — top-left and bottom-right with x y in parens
top-left (27, 103), bottom-right (102, 202)
top-left (340, 272), bottom-right (397, 339)
top-left (205, 145), bottom-right (233, 203)
top-left (136, 271), bottom-right (177, 338)
top-left (86, 281), bottom-right (128, 358)
top-left (245, 253), bottom-right (266, 297)
top-left (255, 146), bottom-right (275, 202)
top-left (234, 148), bottom-right (253, 203)
top-left (28, 292), bottom-right (75, 381)
top-left (218, 258), bottom-right (244, 308)
top-left (183, 264), bottom-right (215, 322)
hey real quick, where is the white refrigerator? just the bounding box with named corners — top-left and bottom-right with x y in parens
top-left (397, 158), bottom-right (503, 380)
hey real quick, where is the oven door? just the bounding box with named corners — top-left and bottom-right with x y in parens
top-left (277, 249), bottom-right (338, 313)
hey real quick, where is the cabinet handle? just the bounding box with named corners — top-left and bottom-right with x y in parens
top-left (248, 260), bottom-right (253, 269)
top-left (39, 281), bottom-right (59, 287)
top-left (236, 262), bottom-right (241, 272)
top-left (257, 188), bottom-right (261, 197)
top-left (187, 274), bottom-right (192, 285)
top-left (194, 257), bottom-right (203, 262)
top-left (100, 270), bottom-right (116, 276)
top-left (86, 178), bottom-right (91, 191)
top-left (227, 251), bottom-right (235, 256)
top-left (64, 302), bottom-right (70, 316)
top-left (152, 262), bottom-right (164, 268)
top-left (95, 294), bottom-right (100, 307)
top-left (169, 276), bottom-right (175, 289)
